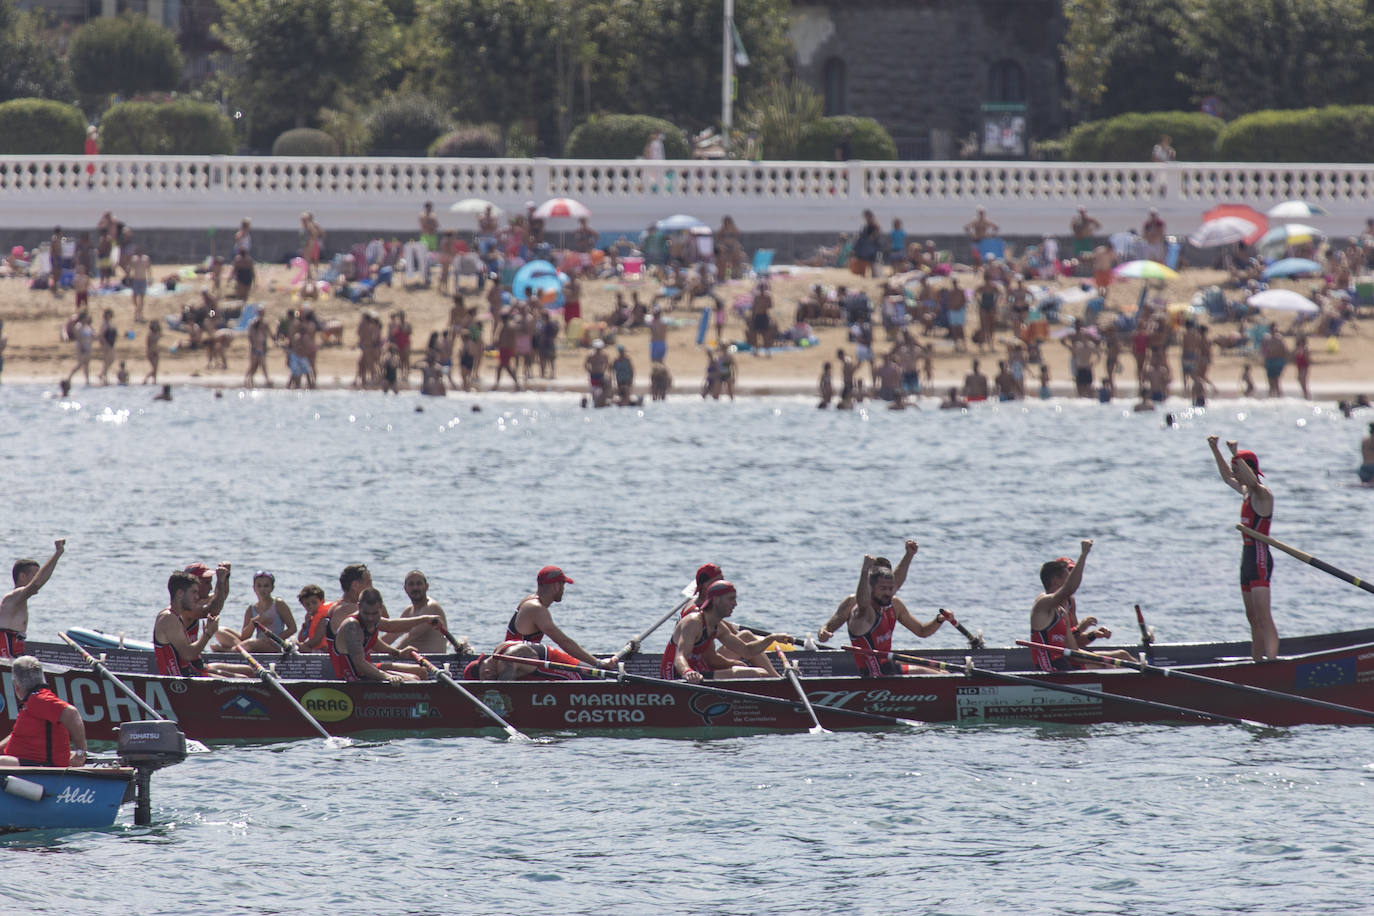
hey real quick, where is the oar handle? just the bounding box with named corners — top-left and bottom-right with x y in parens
top-left (938, 609), bottom-right (985, 650)
top-left (1133, 604), bottom-right (1153, 646)
top-left (59, 632), bottom-right (168, 721)
top-left (252, 620), bottom-right (294, 655)
top-left (436, 626), bottom-right (467, 655)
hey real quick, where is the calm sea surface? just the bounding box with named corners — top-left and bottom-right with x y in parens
top-left (2, 384), bottom-right (1373, 914)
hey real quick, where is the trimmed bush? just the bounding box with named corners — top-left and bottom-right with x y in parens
top-left (273, 128), bottom-right (340, 157)
top-left (1065, 111), bottom-right (1222, 161)
top-left (0, 99), bottom-right (85, 154)
top-left (68, 13), bottom-right (183, 98)
top-left (365, 95), bottom-right (448, 156)
top-left (1216, 106), bottom-right (1374, 162)
top-left (797, 116), bottom-right (897, 161)
top-left (100, 100), bottom-right (235, 155)
top-left (429, 125), bottom-right (502, 158)
top-left (564, 115), bottom-right (688, 159)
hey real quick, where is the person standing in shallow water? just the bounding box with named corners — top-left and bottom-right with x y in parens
top-left (1208, 435), bottom-right (1278, 661)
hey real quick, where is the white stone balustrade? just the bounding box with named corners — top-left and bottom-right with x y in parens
top-left (2, 155), bottom-right (1371, 236)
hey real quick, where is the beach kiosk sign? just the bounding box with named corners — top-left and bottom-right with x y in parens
top-left (980, 102), bottom-right (1028, 158)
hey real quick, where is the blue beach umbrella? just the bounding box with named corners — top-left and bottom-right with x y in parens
top-left (1261, 258), bottom-right (1322, 280)
top-left (511, 259), bottom-right (567, 308)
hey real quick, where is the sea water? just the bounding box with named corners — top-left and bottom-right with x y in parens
top-left (2, 385), bottom-right (1372, 914)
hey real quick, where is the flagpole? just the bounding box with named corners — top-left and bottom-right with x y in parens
top-left (722, 0), bottom-right (734, 154)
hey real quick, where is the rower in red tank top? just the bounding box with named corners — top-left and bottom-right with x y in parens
top-left (466, 640), bottom-right (589, 680)
top-left (819, 550), bottom-right (948, 676)
top-left (1029, 542), bottom-right (1133, 672)
top-left (331, 588), bottom-right (441, 683)
top-left (662, 581), bottom-right (789, 682)
top-left (1209, 437), bottom-right (1279, 661)
top-left (506, 565), bottom-right (616, 671)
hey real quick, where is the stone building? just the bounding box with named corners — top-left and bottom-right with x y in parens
top-left (789, 0), bottom-right (1066, 159)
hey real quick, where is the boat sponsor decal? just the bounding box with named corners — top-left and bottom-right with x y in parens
top-left (481, 691), bottom-right (512, 716)
top-left (807, 688), bottom-right (939, 714)
top-left (301, 688), bottom-right (354, 722)
top-left (219, 692), bottom-right (271, 718)
top-left (354, 702), bottom-right (439, 720)
top-left (54, 786), bottom-right (97, 805)
top-left (1295, 657), bottom-right (1357, 690)
top-left (689, 693), bottom-right (732, 725)
top-left (954, 684), bottom-right (1102, 722)
top-left (39, 674), bottom-right (177, 724)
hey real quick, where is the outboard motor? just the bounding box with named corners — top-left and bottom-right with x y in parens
top-left (115, 721), bottom-right (188, 825)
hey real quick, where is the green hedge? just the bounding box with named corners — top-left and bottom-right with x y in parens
top-left (366, 95), bottom-right (448, 156)
top-left (273, 128), bottom-right (340, 157)
top-left (797, 116), bottom-right (896, 160)
top-left (1066, 111), bottom-right (1222, 161)
top-left (429, 126), bottom-right (501, 158)
top-left (100, 100), bottom-right (235, 155)
top-left (0, 99), bottom-right (86, 154)
top-left (1216, 106), bottom-right (1374, 162)
top-left (564, 115), bottom-right (688, 159)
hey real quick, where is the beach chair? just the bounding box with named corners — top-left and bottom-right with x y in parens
top-left (751, 249), bottom-right (775, 277)
top-left (230, 302), bottom-right (262, 332)
top-left (1355, 279), bottom-right (1374, 317)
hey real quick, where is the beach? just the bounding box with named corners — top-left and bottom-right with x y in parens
top-left (3, 261), bottom-right (1370, 400)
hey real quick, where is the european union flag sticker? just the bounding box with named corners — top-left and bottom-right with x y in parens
top-left (1295, 657), bottom-right (1357, 690)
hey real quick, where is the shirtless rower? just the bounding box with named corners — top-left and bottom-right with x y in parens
top-left (153, 569), bottom-right (252, 677)
top-left (507, 566), bottom-right (617, 669)
top-left (0, 539), bottom-right (65, 658)
top-left (661, 580), bottom-right (790, 682)
top-left (320, 563), bottom-right (371, 648)
top-left (330, 588), bottom-right (439, 683)
top-left (1028, 540), bottom-right (1133, 671)
top-left (386, 569), bottom-right (461, 655)
top-left (819, 551), bottom-right (947, 676)
top-left (1208, 436), bottom-right (1279, 660)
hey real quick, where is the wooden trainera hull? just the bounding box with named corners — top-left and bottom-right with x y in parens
top-left (11, 630), bottom-right (1374, 740)
top-left (0, 766), bottom-right (135, 831)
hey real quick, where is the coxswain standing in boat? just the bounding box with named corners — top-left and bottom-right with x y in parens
top-left (818, 551), bottom-right (947, 676)
top-left (0, 538), bottom-right (65, 658)
top-left (153, 568), bottom-right (253, 677)
top-left (330, 588), bottom-right (439, 683)
top-left (1208, 435), bottom-right (1279, 661)
top-left (507, 566), bottom-right (618, 669)
top-left (0, 656), bottom-right (88, 767)
top-left (1029, 541), bottom-right (1133, 671)
top-left (662, 580), bottom-right (790, 682)
top-left (385, 569), bottom-right (458, 655)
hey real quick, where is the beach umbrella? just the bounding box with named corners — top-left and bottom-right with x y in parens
top-left (511, 259), bottom-right (568, 308)
top-left (656, 213), bottom-right (707, 231)
top-left (449, 198), bottom-right (503, 217)
top-left (1188, 217), bottom-right (1258, 248)
top-left (1202, 204), bottom-right (1268, 244)
top-left (1266, 200), bottom-right (1328, 219)
top-left (1247, 289), bottom-right (1319, 314)
top-left (533, 198), bottom-right (591, 220)
top-left (1261, 257), bottom-right (1322, 279)
top-left (1113, 259), bottom-right (1179, 280)
top-left (1258, 223), bottom-right (1323, 250)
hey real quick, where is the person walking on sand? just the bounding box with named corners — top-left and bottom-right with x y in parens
top-left (1207, 436), bottom-right (1278, 661)
top-left (1293, 334), bottom-right (1311, 400)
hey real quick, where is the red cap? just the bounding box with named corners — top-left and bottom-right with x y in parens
top-left (1233, 449), bottom-right (1263, 476)
top-left (184, 562), bottom-right (213, 580)
top-left (704, 579), bottom-right (736, 601)
top-left (695, 563), bottom-right (723, 590)
top-left (1055, 557), bottom-right (1076, 570)
top-left (537, 565), bottom-right (574, 586)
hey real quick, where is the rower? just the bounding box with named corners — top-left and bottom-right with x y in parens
top-left (1208, 435), bottom-right (1279, 661)
top-left (329, 588), bottom-right (440, 683)
top-left (507, 566), bottom-right (617, 669)
top-left (1028, 540), bottom-right (1133, 671)
top-left (819, 551), bottom-right (947, 677)
top-left (317, 563), bottom-right (372, 653)
top-left (661, 580), bottom-right (790, 682)
top-left (817, 539), bottom-right (918, 643)
top-left (0, 538), bottom-right (65, 658)
top-left (463, 639), bottom-right (590, 681)
top-left (153, 569), bottom-right (253, 677)
top-left (687, 562), bottom-right (779, 674)
top-left (0, 656), bottom-right (88, 767)
top-left (386, 569), bottom-right (453, 655)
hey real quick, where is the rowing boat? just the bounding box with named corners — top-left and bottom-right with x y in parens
top-left (9, 627), bottom-right (1374, 741)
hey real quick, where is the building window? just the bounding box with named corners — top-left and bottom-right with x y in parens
top-left (823, 57), bottom-right (847, 116)
top-left (988, 59), bottom-right (1025, 103)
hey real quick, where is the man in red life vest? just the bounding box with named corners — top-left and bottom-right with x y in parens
top-left (1208, 435), bottom-right (1278, 661)
top-left (153, 569), bottom-right (253, 677)
top-left (819, 551), bottom-right (947, 676)
top-left (662, 580), bottom-right (790, 682)
top-left (0, 538), bottom-right (65, 658)
top-left (507, 566), bottom-right (617, 670)
top-left (0, 655), bottom-right (88, 767)
top-left (1029, 541), bottom-right (1133, 671)
top-left (330, 588), bottom-right (440, 683)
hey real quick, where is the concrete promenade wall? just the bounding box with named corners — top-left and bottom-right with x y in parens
top-left (2, 155), bottom-right (1371, 261)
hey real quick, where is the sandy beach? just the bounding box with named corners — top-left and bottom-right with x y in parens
top-left (2, 260), bottom-right (1370, 400)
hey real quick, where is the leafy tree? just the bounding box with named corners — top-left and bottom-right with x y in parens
top-left (739, 80), bottom-right (823, 160)
top-left (214, 0), bottom-right (396, 129)
top-left (1060, 0), bottom-right (1116, 118)
top-left (1096, 0), bottom-right (1194, 117)
top-left (68, 13), bottom-right (184, 100)
top-left (0, 2), bottom-right (76, 104)
top-left (1168, 0), bottom-right (1371, 116)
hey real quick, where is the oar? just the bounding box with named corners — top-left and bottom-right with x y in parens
top-left (408, 649), bottom-right (530, 742)
top-left (775, 648), bottom-right (828, 735)
top-left (844, 645), bottom-right (1262, 728)
top-left (59, 633), bottom-right (211, 753)
top-left (435, 625), bottom-right (470, 655)
top-left (937, 608), bottom-right (986, 650)
top-left (252, 620), bottom-right (296, 655)
top-left (488, 652), bottom-right (923, 728)
top-left (617, 581), bottom-right (697, 659)
top-left (1237, 524), bottom-right (1374, 595)
top-left (1133, 604), bottom-right (1155, 662)
top-left (1018, 639), bottom-right (1374, 724)
top-left (234, 644), bottom-right (339, 742)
